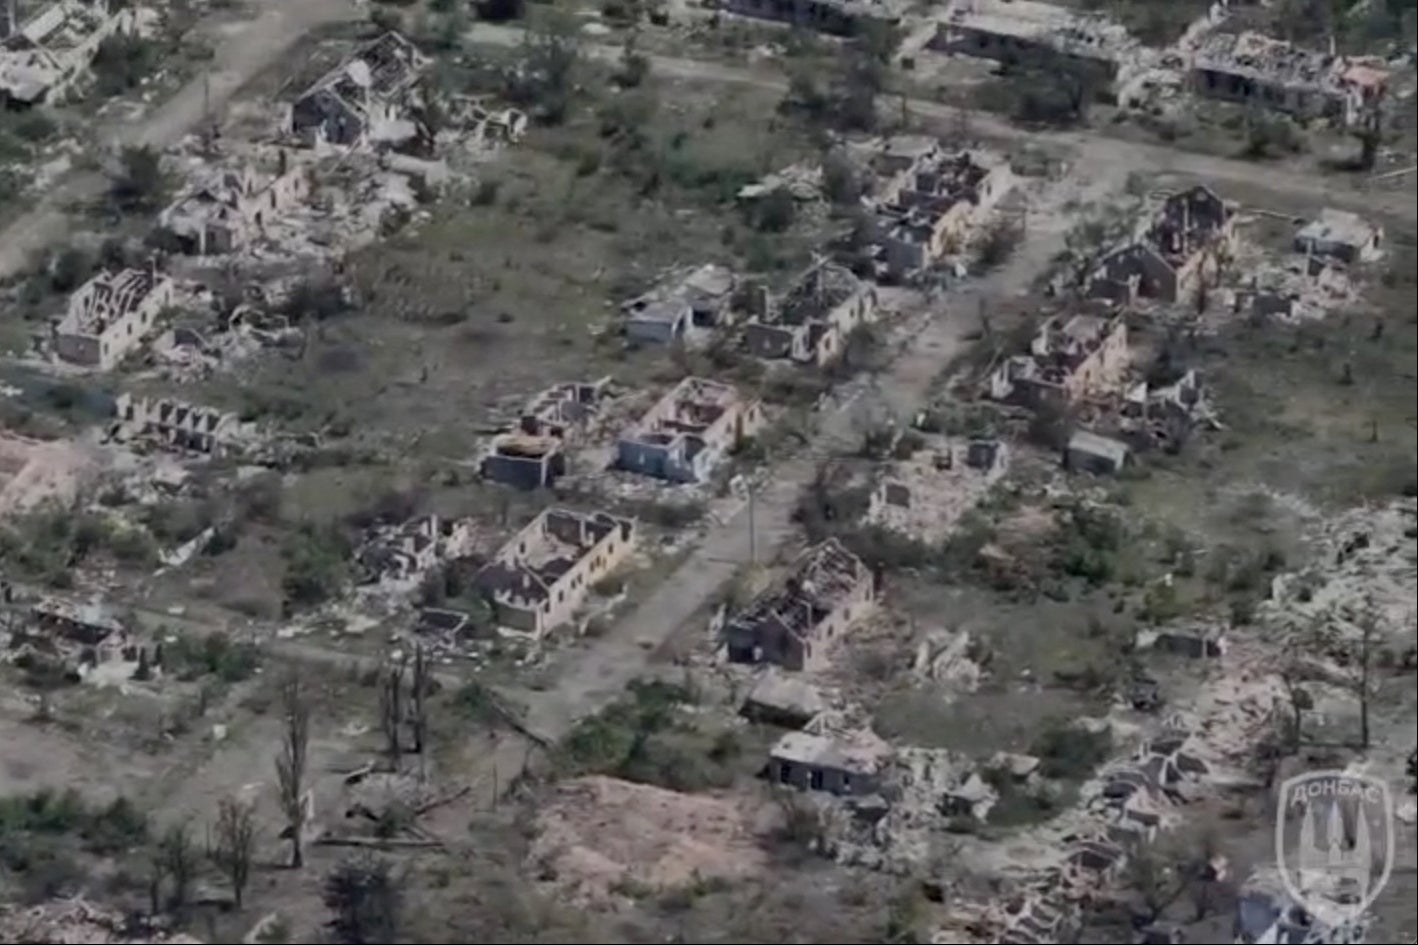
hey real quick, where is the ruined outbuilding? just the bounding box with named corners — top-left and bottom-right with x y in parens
top-left (288, 31), bottom-right (430, 149)
top-left (473, 508), bottom-right (635, 637)
top-left (616, 377), bottom-right (763, 484)
top-left (53, 266), bottom-right (173, 370)
top-left (725, 538), bottom-right (874, 672)
top-left (0, 0), bottom-right (138, 106)
top-left (769, 724), bottom-right (892, 796)
top-left (743, 260), bottom-right (878, 366)
top-left (27, 595), bottom-right (130, 666)
top-left (1063, 429), bottom-right (1129, 474)
top-left (1088, 185), bottom-right (1236, 305)
top-left (1293, 209), bottom-right (1383, 265)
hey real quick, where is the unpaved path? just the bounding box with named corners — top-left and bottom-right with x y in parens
top-left (466, 22), bottom-right (1417, 229)
top-left (0, 0), bottom-right (360, 280)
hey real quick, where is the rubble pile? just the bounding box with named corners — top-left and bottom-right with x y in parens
top-left (0, 900), bottom-right (202, 944)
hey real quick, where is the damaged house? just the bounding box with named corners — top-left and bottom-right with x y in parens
top-left (931, 0), bottom-right (1138, 87)
top-left (473, 508), bottom-right (635, 637)
top-left (1189, 31), bottom-right (1388, 126)
top-left (159, 156), bottom-right (310, 256)
top-left (988, 309), bottom-right (1128, 408)
top-left (1088, 185), bottom-right (1236, 305)
top-left (0, 0), bottom-right (137, 106)
top-left (27, 596), bottom-right (130, 665)
top-left (622, 264), bottom-right (738, 345)
top-left (53, 265), bottom-right (174, 370)
top-left (615, 377), bottom-right (763, 484)
top-left (288, 31), bottom-right (430, 149)
top-left (871, 149), bottom-right (1014, 279)
top-left (357, 514), bottom-right (474, 583)
top-left (725, 538), bottom-right (874, 672)
top-left (716, 0), bottom-right (906, 37)
top-left (868, 437), bottom-right (1008, 544)
top-left (743, 260), bottom-right (878, 366)
top-left (482, 379), bottom-right (610, 490)
top-left (112, 393), bottom-right (253, 457)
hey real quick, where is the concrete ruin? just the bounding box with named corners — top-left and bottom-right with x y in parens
top-left (53, 265), bottom-right (174, 370)
top-left (769, 723), bottom-right (892, 796)
top-left (22, 595), bottom-right (132, 670)
top-left (715, 0), bottom-right (906, 37)
top-left (288, 31), bottom-right (431, 150)
top-left (724, 538), bottom-right (874, 672)
top-left (870, 149), bottom-right (1014, 279)
top-left (931, 0), bottom-right (1137, 87)
top-left (743, 260), bottom-right (878, 366)
top-left (482, 379), bottom-right (610, 490)
top-left (615, 377), bottom-right (763, 484)
top-left (1088, 185), bottom-right (1236, 305)
top-left (741, 671), bottom-right (828, 728)
top-left (0, 0), bottom-right (137, 106)
top-left (1118, 368), bottom-right (1217, 450)
top-left (987, 309), bottom-right (1128, 408)
top-left (356, 514), bottom-right (474, 583)
top-left (113, 392), bottom-right (253, 457)
top-left (1293, 208), bottom-right (1383, 265)
top-left (1063, 429), bottom-right (1129, 474)
top-left (1230, 255), bottom-right (1354, 322)
top-left (1189, 31), bottom-right (1388, 126)
top-left (0, 899), bottom-right (202, 944)
top-left (159, 155), bottom-right (311, 256)
top-left (473, 507), bottom-right (635, 637)
top-left (867, 437), bottom-right (1008, 544)
top-left (622, 264), bottom-right (737, 345)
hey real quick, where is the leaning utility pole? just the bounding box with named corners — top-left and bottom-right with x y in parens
top-left (747, 485), bottom-right (757, 565)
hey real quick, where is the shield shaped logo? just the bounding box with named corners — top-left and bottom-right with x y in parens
top-left (1275, 769), bottom-right (1394, 928)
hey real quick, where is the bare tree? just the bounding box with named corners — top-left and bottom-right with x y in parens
top-left (411, 644), bottom-right (430, 756)
top-left (159, 822), bottom-right (198, 916)
top-left (275, 672), bottom-right (312, 868)
top-left (378, 660), bottom-right (404, 762)
top-left (1353, 601), bottom-right (1381, 749)
top-left (1277, 664), bottom-right (1311, 754)
top-left (208, 796), bottom-right (258, 908)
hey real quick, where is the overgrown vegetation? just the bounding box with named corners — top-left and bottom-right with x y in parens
top-left (1030, 720), bottom-right (1113, 780)
top-left (0, 789), bottom-right (149, 902)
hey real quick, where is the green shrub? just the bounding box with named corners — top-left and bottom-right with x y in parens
top-left (1030, 722), bottom-right (1112, 780)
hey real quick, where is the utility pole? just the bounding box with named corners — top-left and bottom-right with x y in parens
top-left (747, 486), bottom-right (757, 565)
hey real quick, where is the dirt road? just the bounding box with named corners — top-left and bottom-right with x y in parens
top-left (466, 22), bottom-right (1417, 229)
top-left (508, 167), bottom-right (1118, 748)
top-left (0, 0), bottom-right (360, 280)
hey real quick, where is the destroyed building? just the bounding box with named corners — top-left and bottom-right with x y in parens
top-left (28, 595), bottom-right (129, 663)
top-left (769, 725), bottom-right (892, 796)
top-left (473, 508), bottom-right (635, 637)
top-left (715, 0), bottom-right (906, 37)
top-left (931, 0), bottom-right (1137, 85)
top-left (1231, 254), bottom-right (1353, 322)
top-left (872, 149), bottom-right (1014, 279)
top-left (743, 260), bottom-right (877, 366)
top-left (1189, 31), bottom-right (1388, 126)
top-left (725, 538), bottom-right (874, 672)
top-left (357, 514), bottom-right (474, 583)
top-left (1064, 429), bottom-right (1129, 475)
top-left (1119, 368), bottom-right (1215, 449)
top-left (482, 380), bottom-right (609, 490)
top-left (113, 393), bottom-right (251, 457)
top-left (1293, 208), bottom-right (1383, 265)
top-left (622, 264), bottom-right (738, 345)
top-left (615, 377), bottom-right (763, 484)
top-left (987, 310), bottom-right (1128, 407)
top-left (1088, 185), bottom-right (1235, 305)
top-left (0, 430), bottom-right (87, 515)
top-left (0, 0), bottom-right (137, 106)
top-left (858, 135), bottom-right (942, 204)
top-left (868, 437), bottom-right (1008, 543)
top-left (53, 266), bottom-right (174, 370)
top-left (288, 31), bottom-right (430, 149)
top-left (159, 156), bottom-right (310, 256)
